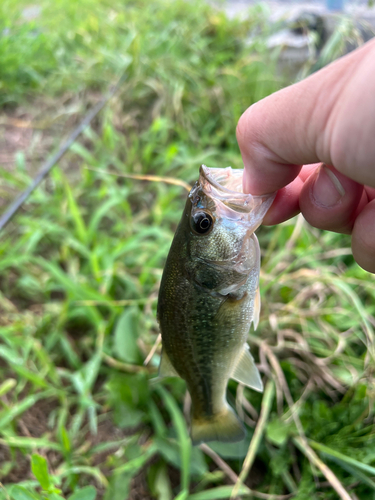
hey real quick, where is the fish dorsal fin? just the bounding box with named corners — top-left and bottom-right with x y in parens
top-left (252, 286), bottom-right (260, 331)
top-left (231, 345), bottom-right (263, 392)
top-left (158, 350), bottom-right (180, 378)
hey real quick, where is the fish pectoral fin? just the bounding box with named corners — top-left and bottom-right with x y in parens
top-left (252, 285), bottom-right (260, 331)
top-left (158, 350), bottom-right (180, 378)
top-left (231, 344), bottom-right (263, 392)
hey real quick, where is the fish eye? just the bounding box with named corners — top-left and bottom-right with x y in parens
top-left (191, 211), bottom-right (213, 235)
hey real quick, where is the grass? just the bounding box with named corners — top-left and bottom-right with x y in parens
top-left (0, 0), bottom-right (374, 499)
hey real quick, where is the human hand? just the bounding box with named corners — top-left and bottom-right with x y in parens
top-left (237, 38), bottom-right (375, 273)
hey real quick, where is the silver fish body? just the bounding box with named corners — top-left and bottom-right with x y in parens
top-left (157, 165), bottom-right (275, 444)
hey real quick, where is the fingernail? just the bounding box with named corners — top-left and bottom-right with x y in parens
top-left (312, 165), bottom-right (346, 207)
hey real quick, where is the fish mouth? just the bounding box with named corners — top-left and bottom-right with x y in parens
top-left (198, 165), bottom-right (276, 230)
top-left (199, 165), bottom-right (245, 197)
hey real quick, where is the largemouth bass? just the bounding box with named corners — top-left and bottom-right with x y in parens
top-left (157, 165), bottom-right (275, 444)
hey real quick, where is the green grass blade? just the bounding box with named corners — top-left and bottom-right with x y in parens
top-left (188, 485), bottom-right (251, 499)
top-left (309, 440), bottom-right (375, 477)
top-left (157, 386), bottom-right (191, 494)
top-left (64, 180), bottom-right (88, 244)
top-left (0, 436), bottom-right (62, 451)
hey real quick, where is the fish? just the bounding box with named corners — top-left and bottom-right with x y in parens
top-left (157, 165), bottom-right (275, 445)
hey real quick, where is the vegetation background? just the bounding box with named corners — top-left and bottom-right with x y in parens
top-left (0, 0), bottom-right (374, 499)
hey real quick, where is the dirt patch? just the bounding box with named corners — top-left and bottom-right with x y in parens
top-left (88, 416), bottom-right (129, 467)
top-left (1, 406), bottom-right (129, 489)
top-left (244, 459), bottom-right (267, 490)
top-left (0, 445), bottom-right (31, 484)
top-left (0, 398), bottom-right (61, 485)
top-left (129, 469), bottom-right (154, 500)
top-left (0, 96), bottom-right (93, 216)
top-left (18, 397), bottom-right (58, 438)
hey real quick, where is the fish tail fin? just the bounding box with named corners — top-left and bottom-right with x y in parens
top-left (191, 405), bottom-right (245, 445)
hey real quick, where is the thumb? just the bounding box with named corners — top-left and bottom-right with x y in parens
top-left (237, 38), bottom-right (375, 196)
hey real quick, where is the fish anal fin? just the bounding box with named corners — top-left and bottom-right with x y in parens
top-left (253, 286), bottom-right (261, 330)
top-left (191, 405), bottom-right (245, 445)
top-left (231, 344), bottom-right (263, 392)
top-left (158, 350), bottom-right (180, 378)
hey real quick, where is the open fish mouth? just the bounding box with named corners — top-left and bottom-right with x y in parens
top-left (199, 165), bottom-right (245, 197)
top-left (198, 164), bottom-right (276, 230)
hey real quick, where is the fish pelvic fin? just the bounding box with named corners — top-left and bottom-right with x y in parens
top-left (191, 405), bottom-right (245, 445)
top-left (231, 344), bottom-right (263, 392)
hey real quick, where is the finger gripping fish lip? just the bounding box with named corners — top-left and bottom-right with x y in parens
top-left (194, 164), bottom-right (276, 232)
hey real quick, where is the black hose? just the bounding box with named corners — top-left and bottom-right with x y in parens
top-left (0, 72), bottom-right (127, 232)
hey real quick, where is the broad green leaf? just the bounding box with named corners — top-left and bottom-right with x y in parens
top-left (113, 307), bottom-right (141, 364)
top-left (10, 486), bottom-right (40, 500)
top-left (153, 464), bottom-right (173, 500)
top-left (266, 418), bottom-right (296, 447)
top-left (103, 472), bottom-right (132, 500)
top-left (68, 486), bottom-right (97, 500)
top-left (31, 454), bottom-right (51, 490)
top-left (207, 435), bottom-right (253, 459)
top-left (154, 437), bottom-right (207, 476)
top-left (113, 402), bottom-right (144, 429)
